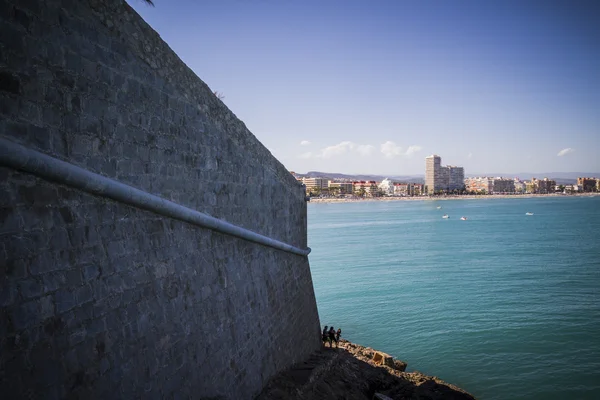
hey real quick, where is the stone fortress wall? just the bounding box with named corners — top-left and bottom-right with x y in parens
top-left (0, 0), bottom-right (321, 398)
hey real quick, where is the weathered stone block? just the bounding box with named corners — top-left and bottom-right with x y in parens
top-left (90, 279), bottom-right (109, 302)
top-left (30, 253), bottom-right (58, 276)
top-left (48, 228), bottom-right (72, 251)
top-left (82, 264), bottom-right (100, 282)
top-left (64, 269), bottom-right (82, 288)
top-left (5, 258), bottom-right (28, 280)
top-left (75, 284), bottom-right (93, 305)
top-left (10, 299), bottom-right (38, 330)
top-left (0, 283), bottom-right (16, 307)
top-left (18, 278), bottom-right (44, 299)
top-left (54, 289), bottom-right (77, 314)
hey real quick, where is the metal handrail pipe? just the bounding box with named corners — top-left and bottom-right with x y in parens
top-left (0, 137), bottom-right (311, 256)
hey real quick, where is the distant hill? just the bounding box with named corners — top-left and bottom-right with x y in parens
top-left (296, 171), bottom-right (600, 185)
top-left (469, 172), bottom-right (599, 179)
top-left (300, 171), bottom-right (424, 183)
top-left (467, 172), bottom-right (600, 185)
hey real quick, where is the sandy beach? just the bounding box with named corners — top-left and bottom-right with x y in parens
top-left (309, 193), bottom-right (599, 204)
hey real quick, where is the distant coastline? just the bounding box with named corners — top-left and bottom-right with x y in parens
top-left (309, 193), bottom-right (600, 204)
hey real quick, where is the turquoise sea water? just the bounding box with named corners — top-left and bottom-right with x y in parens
top-left (308, 196), bottom-right (600, 400)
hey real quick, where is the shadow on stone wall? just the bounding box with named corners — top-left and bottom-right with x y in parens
top-left (0, 0), bottom-right (320, 398)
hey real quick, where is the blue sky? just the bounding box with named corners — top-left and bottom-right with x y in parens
top-left (128, 0), bottom-right (600, 176)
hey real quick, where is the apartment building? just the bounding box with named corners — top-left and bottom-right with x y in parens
top-left (529, 178), bottom-right (556, 194)
top-left (425, 155), bottom-right (443, 194)
top-left (302, 177), bottom-right (328, 191)
top-left (525, 180), bottom-right (536, 193)
top-left (513, 179), bottom-right (525, 193)
top-left (394, 183), bottom-right (409, 196)
top-left (352, 181), bottom-right (378, 196)
top-left (328, 181), bottom-right (353, 194)
top-left (447, 166), bottom-right (465, 191)
top-left (425, 155), bottom-right (465, 194)
top-left (464, 177), bottom-right (493, 193)
top-left (577, 177), bottom-right (598, 192)
top-left (412, 183), bottom-right (424, 196)
top-left (492, 178), bottom-right (516, 193)
top-left (393, 183), bottom-right (421, 196)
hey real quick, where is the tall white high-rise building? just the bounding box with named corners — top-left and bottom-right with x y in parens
top-left (425, 155), bottom-right (442, 194)
top-left (425, 155), bottom-right (465, 194)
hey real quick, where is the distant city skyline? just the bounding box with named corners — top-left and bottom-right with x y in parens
top-left (292, 169), bottom-right (599, 180)
top-left (129, 0), bottom-right (600, 175)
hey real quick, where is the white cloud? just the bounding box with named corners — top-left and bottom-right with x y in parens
top-left (319, 141), bottom-right (375, 158)
top-left (300, 140), bottom-right (421, 160)
top-left (380, 141), bottom-right (422, 158)
top-left (405, 145), bottom-right (422, 156)
top-left (321, 142), bottom-right (352, 158)
top-left (356, 144), bottom-right (376, 156)
top-left (300, 140), bottom-right (311, 146)
top-left (298, 152), bottom-right (313, 159)
top-left (298, 141), bottom-right (379, 159)
top-left (380, 141), bottom-right (404, 158)
top-left (557, 148), bottom-right (574, 157)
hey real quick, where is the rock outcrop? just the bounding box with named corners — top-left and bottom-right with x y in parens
top-left (256, 340), bottom-right (475, 400)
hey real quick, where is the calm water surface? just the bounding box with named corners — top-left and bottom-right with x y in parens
top-left (308, 196), bottom-right (600, 400)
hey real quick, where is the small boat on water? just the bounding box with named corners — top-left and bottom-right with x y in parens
top-left (442, 214), bottom-right (449, 219)
top-left (437, 206), bottom-right (442, 209)
top-left (460, 216), bottom-right (467, 220)
top-left (525, 212), bottom-right (534, 216)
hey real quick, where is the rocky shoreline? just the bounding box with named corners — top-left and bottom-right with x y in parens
top-left (256, 340), bottom-right (475, 399)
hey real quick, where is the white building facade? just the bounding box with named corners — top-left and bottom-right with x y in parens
top-left (425, 155), bottom-right (465, 194)
top-left (378, 178), bottom-right (394, 196)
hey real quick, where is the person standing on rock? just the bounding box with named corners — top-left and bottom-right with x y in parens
top-left (328, 326), bottom-right (336, 348)
top-left (322, 326), bottom-right (329, 346)
top-left (335, 328), bottom-right (342, 346)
